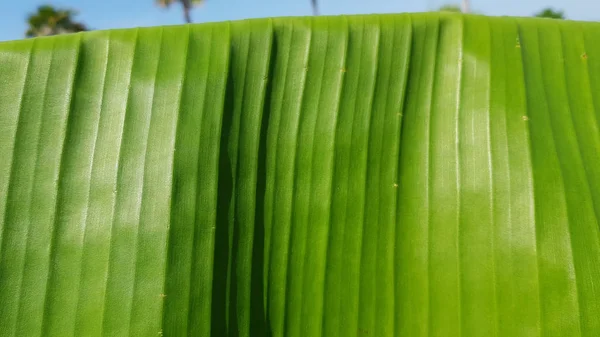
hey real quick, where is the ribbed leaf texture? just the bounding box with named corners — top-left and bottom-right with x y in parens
top-left (1, 13), bottom-right (600, 337)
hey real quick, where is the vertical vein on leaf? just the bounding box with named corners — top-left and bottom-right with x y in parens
top-left (73, 32), bottom-right (111, 335)
top-left (373, 20), bottom-right (390, 336)
top-left (225, 21), bottom-right (252, 336)
top-left (99, 27), bottom-right (139, 337)
top-left (262, 18), bottom-right (276, 312)
top-left (515, 19), bottom-right (542, 337)
top-left (206, 22), bottom-right (233, 337)
top-left (356, 16), bottom-right (381, 336)
top-left (266, 20), bottom-right (293, 337)
top-left (234, 23), bottom-right (253, 337)
top-left (0, 41), bottom-right (34, 268)
top-left (328, 16), bottom-right (352, 337)
top-left (0, 42), bottom-right (35, 280)
top-left (419, 17), bottom-right (433, 337)
top-left (335, 17), bottom-right (369, 337)
top-left (538, 24), bottom-right (583, 336)
top-left (427, 16), bottom-right (441, 337)
top-left (500, 21), bottom-right (514, 334)
top-left (356, 18), bottom-right (378, 336)
top-left (579, 25), bottom-right (600, 241)
top-left (248, 20), bottom-right (274, 336)
top-left (455, 15), bottom-right (464, 337)
top-left (40, 33), bottom-right (83, 336)
top-left (282, 19), bottom-right (312, 336)
top-left (298, 18), bottom-right (326, 337)
top-left (341, 18), bottom-right (362, 335)
top-left (183, 23), bottom-right (209, 335)
top-left (316, 16), bottom-right (347, 337)
top-left (163, 23), bottom-right (191, 334)
top-left (281, 20), bottom-right (300, 336)
top-left (577, 23), bottom-right (600, 335)
top-left (557, 25), bottom-right (590, 335)
top-left (393, 15), bottom-right (413, 337)
top-left (9, 37), bottom-right (46, 337)
top-left (304, 18), bottom-right (329, 337)
top-left (127, 26), bottom-right (164, 334)
top-left (373, 16), bottom-right (401, 336)
top-left (486, 19), bottom-right (498, 337)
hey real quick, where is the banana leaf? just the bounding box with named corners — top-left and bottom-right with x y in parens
top-left (1, 13), bottom-right (600, 337)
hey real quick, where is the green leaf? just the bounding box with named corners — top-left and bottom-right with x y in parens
top-left (1, 13), bottom-right (600, 336)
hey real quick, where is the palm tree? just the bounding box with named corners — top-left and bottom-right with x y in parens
top-left (25, 5), bottom-right (87, 38)
top-left (156, 0), bottom-right (203, 24)
top-left (311, 0), bottom-right (319, 16)
top-left (534, 8), bottom-right (565, 19)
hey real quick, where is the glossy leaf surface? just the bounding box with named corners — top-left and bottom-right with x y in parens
top-left (1, 13), bottom-right (600, 337)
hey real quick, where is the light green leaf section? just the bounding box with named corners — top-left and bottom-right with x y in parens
top-left (1, 13), bottom-right (600, 337)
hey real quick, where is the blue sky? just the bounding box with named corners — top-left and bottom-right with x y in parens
top-left (1, 0), bottom-right (599, 42)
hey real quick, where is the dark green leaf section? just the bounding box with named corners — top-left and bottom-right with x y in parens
top-left (1, 13), bottom-right (600, 337)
